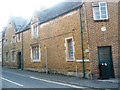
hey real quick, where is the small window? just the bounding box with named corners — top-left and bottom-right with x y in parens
top-left (65, 37), bottom-right (75, 61)
top-left (6, 52), bottom-right (9, 62)
top-left (31, 45), bottom-right (41, 62)
top-left (17, 34), bottom-right (21, 42)
top-left (11, 50), bottom-right (15, 62)
top-left (31, 23), bottom-right (38, 38)
top-left (3, 39), bottom-right (7, 46)
top-left (11, 35), bottom-right (16, 44)
top-left (92, 2), bottom-right (108, 20)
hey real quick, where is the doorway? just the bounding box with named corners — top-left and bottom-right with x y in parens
top-left (17, 52), bottom-right (22, 69)
top-left (98, 46), bottom-right (114, 79)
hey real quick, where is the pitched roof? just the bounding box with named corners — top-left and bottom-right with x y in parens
top-left (10, 16), bottom-right (28, 32)
top-left (9, 2), bottom-right (82, 32)
top-left (38, 2), bottom-right (82, 24)
top-left (17, 19), bottom-right (31, 33)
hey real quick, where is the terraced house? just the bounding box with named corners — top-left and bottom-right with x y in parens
top-left (2, 17), bottom-right (29, 69)
top-left (23, 2), bottom-right (90, 78)
top-left (3, 1), bottom-right (120, 79)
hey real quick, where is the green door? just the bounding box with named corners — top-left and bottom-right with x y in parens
top-left (98, 46), bottom-right (114, 79)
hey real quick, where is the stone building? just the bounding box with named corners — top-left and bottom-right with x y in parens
top-left (2, 17), bottom-right (28, 69)
top-left (23, 2), bottom-right (90, 78)
top-left (2, 1), bottom-right (119, 79)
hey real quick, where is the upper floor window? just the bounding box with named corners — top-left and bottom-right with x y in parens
top-left (11, 35), bottom-right (16, 44)
top-left (17, 33), bottom-right (21, 42)
top-left (3, 39), bottom-right (7, 46)
top-left (65, 37), bottom-right (75, 61)
top-left (31, 23), bottom-right (38, 38)
top-left (30, 45), bottom-right (41, 62)
top-left (92, 2), bottom-right (108, 20)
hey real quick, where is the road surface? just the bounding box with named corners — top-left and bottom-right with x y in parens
top-left (2, 68), bottom-right (86, 88)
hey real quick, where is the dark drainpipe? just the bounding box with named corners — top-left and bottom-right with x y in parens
top-left (79, 6), bottom-right (85, 78)
top-left (21, 32), bottom-right (24, 70)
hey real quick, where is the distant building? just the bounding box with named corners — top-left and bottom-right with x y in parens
top-left (2, 16), bottom-right (29, 68)
top-left (0, 31), bottom-right (2, 65)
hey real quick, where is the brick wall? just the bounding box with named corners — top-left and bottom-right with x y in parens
top-left (85, 1), bottom-right (119, 78)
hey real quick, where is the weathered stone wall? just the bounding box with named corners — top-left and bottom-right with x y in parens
top-left (3, 23), bottom-right (22, 68)
top-left (23, 9), bottom-right (90, 77)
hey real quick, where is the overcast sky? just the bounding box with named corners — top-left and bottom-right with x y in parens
top-left (0, 0), bottom-right (64, 31)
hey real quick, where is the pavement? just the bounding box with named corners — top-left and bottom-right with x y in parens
top-left (2, 67), bottom-right (120, 89)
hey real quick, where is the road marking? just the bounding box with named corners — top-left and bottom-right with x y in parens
top-left (29, 76), bottom-right (85, 88)
top-left (3, 70), bottom-right (86, 88)
top-left (2, 77), bottom-right (23, 87)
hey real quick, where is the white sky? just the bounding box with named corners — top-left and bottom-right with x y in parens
top-left (0, 0), bottom-right (63, 31)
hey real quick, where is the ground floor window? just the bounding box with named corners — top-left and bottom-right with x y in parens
top-left (6, 52), bottom-right (9, 62)
top-left (11, 50), bottom-right (15, 62)
top-left (31, 45), bottom-right (41, 62)
top-left (65, 37), bottom-right (75, 61)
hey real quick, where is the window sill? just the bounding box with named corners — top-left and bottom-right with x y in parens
top-left (31, 59), bottom-right (40, 63)
top-left (93, 19), bottom-right (109, 22)
top-left (66, 59), bottom-right (75, 62)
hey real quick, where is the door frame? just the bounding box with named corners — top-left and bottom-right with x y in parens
top-left (98, 46), bottom-right (115, 79)
top-left (17, 51), bottom-right (22, 69)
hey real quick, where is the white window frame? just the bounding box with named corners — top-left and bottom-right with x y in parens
top-left (30, 44), bottom-right (41, 62)
top-left (31, 22), bottom-right (39, 38)
top-left (11, 50), bottom-right (15, 62)
top-left (92, 2), bottom-right (108, 20)
top-left (11, 35), bottom-right (16, 44)
top-left (65, 37), bottom-right (75, 61)
top-left (17, 33), bottom-right (21, 42)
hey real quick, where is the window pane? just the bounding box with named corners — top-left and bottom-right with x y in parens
top-left (100, 7), bottom-right (106, 11)
top-left (101, 14), bottom-right (107, 18)
top-left (32, 45), bottom-right (39, 60)
top-left (33, 25), bottom-right (38, 38)
top-left (100, 2), bottom-right (108, 19)
top-left (67, 39), bottom-right (73, 59)
top-left (95, 15), bottom-right (100, 20)
top-left (101, 11), bottom-right (106, 15)
top-left (100, 3), bottom-right (106, 6)
top-left (93, 7), bottom-right (100, 20)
